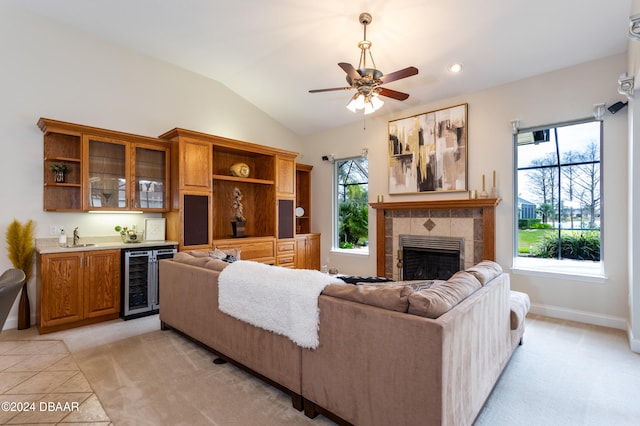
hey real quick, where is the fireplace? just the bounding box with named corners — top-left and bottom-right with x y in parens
top-left (400, 235), bottom-right (464, 280)
top-left (370, 198), bottom-right (501, 278)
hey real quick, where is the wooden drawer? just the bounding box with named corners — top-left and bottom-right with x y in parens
top-left (277, 254), bottom-right (295, 267)
top-left (214, 237), bottom-right (275, 264)
top-left (277, 239), bottom-right (295, 254)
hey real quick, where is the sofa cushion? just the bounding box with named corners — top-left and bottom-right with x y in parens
top-left (407, 271), bottom-right (482, 318)
top-left (322, 284), bottom-right (414, 312)
top-left (173, 251), bottom-right (211, 267)
top-left (510, 290), bottom-right (531, 330)
top-left (205, 258), bottom-right (230, 271)
top-left (186, 250), bottom-right (211, 258)
top-left (465, 260), bottom-right (503, 285)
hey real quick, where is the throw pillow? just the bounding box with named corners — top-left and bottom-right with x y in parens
top-left (465, 260), bottom-right (503, 285)
top-left (211, 247), bottom-right (241, 260)
top-left (407, 271), bottom-right (482, 318)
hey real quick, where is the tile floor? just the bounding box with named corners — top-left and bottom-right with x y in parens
top-left (0, 339), bottom-right (112, 425)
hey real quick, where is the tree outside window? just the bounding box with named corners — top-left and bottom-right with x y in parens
top-left (515, 120), bottom-right (601, 262)
top-left (335, 157), bottom-right (368, 250)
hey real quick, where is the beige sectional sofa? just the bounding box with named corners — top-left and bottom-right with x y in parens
top-left (159, 253), bottom-right (529, 426)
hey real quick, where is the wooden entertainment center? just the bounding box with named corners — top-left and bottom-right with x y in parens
top-left (38, 118), bottom-right (320, 268)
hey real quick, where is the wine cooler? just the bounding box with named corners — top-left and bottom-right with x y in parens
top-left (121, 246), bottom-right (176, 320)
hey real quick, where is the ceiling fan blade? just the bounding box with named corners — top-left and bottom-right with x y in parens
top-left (338, 62), bottom-right (361, 82)
top-left (379, 87), bottom-right (410, 101)
top-left (309, 87), bottom-right (352, 93)
top-left (379, 66), bottom-right (419, 84)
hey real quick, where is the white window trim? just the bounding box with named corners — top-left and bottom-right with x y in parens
top-left (511, 256), bottom-right (606, 283)
top-left (330, 247), bottom-right (370, 256)
top-left (332, 156), bottom-right (370, 255)
top-left (513, 118), bottom-right (603, 281)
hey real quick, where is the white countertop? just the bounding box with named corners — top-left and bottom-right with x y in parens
top-left (36, 237), bottom-right (178, 254)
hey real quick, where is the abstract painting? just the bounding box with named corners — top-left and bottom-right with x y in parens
top-left (388, 103), bottom-right (468, 194)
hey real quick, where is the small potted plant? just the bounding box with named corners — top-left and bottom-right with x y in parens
top-left (49, 163), bottom-right (69, 183)
top-left (114, 225), bottom-right (141, 243)
top-left (231, 187), bottom-right (246, 237)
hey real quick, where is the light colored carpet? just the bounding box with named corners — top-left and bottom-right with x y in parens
top-left (1, 313), bottom-right (639, 425)
top-left (475, 315), bottom-right (640, 426)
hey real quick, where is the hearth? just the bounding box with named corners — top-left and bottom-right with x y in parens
top-left (371, 198), bottom-right (500, 278)
top-left (399, 234), bottom-right (464, 280)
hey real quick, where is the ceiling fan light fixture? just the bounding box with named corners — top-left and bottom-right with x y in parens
top-left (310, 13), bottom-right (417, 113)
top-left (370, 93), bottom-right (384, 110)
top-left (346, 92), bottom-right (384, 114)
top-left (346, 93), bottom-right (365, 112)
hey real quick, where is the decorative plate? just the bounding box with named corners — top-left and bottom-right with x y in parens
top-left (230, 162), bottom-right (250, 178)
top-left (295, 207), bottom-right (305, 217)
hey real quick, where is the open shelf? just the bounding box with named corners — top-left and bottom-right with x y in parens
top-left (212, 174), bottom-right (274, 185)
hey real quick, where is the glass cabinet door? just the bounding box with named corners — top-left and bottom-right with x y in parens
top-left (85, 137), bottom-right (129, 210)
top-left (134, 145), bottom-right (168, 210)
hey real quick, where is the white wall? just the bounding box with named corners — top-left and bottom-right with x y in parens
top-left (302, 54), bottom-right (631, 330)
top-left (1, 4), bottom-right (634, 338)
top-left (0, 5), bottom-right (302, 329)
top-left (626, 0), bottom-right (640, 351)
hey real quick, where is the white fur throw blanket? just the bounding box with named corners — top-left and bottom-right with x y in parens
top-left (218, 260), bottom-right (344, 349)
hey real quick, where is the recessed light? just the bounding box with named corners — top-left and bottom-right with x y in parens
top-left (448, 63), bottom-right (463, 73)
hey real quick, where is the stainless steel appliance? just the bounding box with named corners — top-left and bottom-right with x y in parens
top-left (121, 246), bottom-right (176, 319)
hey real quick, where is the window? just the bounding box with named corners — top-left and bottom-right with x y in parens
top-left (514, 120), bottom-right (602, 276)
top-left (334, 156), bottom-right (369, 253)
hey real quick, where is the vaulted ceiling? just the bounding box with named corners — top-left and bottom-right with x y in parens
top-left (9, 0), bottom-right (632, 136)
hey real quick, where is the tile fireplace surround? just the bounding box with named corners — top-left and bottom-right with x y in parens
top-left (371, 198), bottom-right (501, 279)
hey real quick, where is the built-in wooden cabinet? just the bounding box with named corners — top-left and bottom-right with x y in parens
top-left (38, 118), bottom-right (170, 212)
top-left (41, 123), bottom-right (83, 211)
top-left (295, 164), bottom-right (313, 234)
top-left (37, 249), bottom-right (120, 334)
top-left (276, 156), bottom-right (296, 197)
top-left (84, 135), bottom-right (170, 212)
top-left (178, 138), bottom-right (211, 191)
top-left (133, 144), bottom-right (170, 210)
top-left (276, 239), bottom-right (296, 268)
top-left (295, 233), bottom-right (320, 270)
top-left (160, 128), bottom-right (298, 256)
top-left (294, 164), bottom-right (320, 269)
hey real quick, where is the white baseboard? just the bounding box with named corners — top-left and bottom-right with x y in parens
top-left (529, 303), bottom-right (627, 330)
top-left (1, 314), bottom-right (35, 332)
top-left (1, 315), bottom-right (18, 331)
top-left (628, 326), bottom-right (640, 353)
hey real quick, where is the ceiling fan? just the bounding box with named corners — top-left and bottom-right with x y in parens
top-left (309, 12), bottom-right (418, 114)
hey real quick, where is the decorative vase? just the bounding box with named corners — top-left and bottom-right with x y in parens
top-left (230, 162), bottom-right (250, 178)
top-left (231, 221), bottom-right (246, 237)
top-left (17, 282), bottom-right (30, 330)
top-left (55, 171), bottom-right (66, 183)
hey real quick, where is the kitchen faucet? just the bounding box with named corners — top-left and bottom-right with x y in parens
top-left (73, 227), bottom-right (80, 246)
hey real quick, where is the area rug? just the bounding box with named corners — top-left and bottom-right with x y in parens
top-left (0, 339), bottom-right (111, 425)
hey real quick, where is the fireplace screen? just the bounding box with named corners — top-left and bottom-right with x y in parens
top-left (399, 235), bottom-right (464, 280)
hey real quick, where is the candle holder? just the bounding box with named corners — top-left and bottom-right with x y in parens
top-left (479, 173), bottom-right (489, 198)
top-left (490, 187), bottom-right (498, 198)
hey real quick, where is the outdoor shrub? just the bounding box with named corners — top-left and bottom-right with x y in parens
top-left (533, 231), bottom-right (600, 261)
top-left (518, 218), bottom-right (543, 229)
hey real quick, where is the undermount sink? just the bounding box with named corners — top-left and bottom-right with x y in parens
top-left (67, 243), bottom-right (96, 248)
